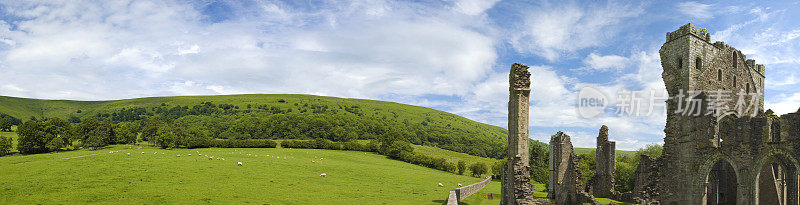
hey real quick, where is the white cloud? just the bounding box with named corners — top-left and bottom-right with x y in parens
top-left (579, 52), bottom-right (629, 72)
top-left (676, 2), bottom-right (713, 19)
top-left (508, 1), bottom-right (643, 61)
top-left (453, 0), bottom-right (501, 15)
top-left (766, 93), bottom-right (800, 115)
top-left (0, 1), bottom-right (497, 101)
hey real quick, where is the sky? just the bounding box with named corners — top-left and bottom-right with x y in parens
top-left (1, 0), bottom-right (799, 150)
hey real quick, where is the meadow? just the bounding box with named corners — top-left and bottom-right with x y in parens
top-left (0, 145), bottom-right (503, 204)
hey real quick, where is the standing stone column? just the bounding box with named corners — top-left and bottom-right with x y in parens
top-left (592, 125), bottom-right (616, 198)
top-left (502, 63), bottom-right (534, 205)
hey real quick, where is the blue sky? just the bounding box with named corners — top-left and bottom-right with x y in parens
top-left (1, 0), bottom-right (799, 150)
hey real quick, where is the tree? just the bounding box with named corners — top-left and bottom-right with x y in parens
top-left (83, 121), bottom-right (114, 150)
top-left (469, 162), bottom-right (488, 177)
top-left (457, 160), bottom-right (467, 175)
top-left (43, 117), bottom-right (72, 151)
top-left (115, 122), bottom-right (139, 144)
top-left (492, 158), bottom-right (507, 179)
top-left (153, 126), bottom-right (175, 148)
top-left (636, 143), bottom-right (663, 159)
top-left (16, 120), bottom-right (48, 154)
top-left (0, 116), bottom-right (12, 132)
top-left (0, 136), bottom-right (12, 156)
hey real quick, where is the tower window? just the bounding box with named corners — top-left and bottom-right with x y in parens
top-left (696, 57), bottom-right (702, 70)
top-left (733, 76), bottom-right (737, 87)
top-left (677, 57), bottom-right (683, 69)
top-left (718, 69), bottom-right (722, 81)
top-left (747, 83), bottom-right (750, 93)
top-left (733, 52), bottom-right (737, 68)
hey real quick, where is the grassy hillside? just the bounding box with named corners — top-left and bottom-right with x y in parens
top-left (0, 145), bottom-right (501, 204)
top-left (0, 94), bottom-right (508, 158)
top-left (574, 148), bottom-right (637, 157)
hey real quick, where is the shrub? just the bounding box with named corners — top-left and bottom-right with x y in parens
top-left (469, 162), bottom-right (488, 177)
top-left (0, 136), bottom-right (12, 156)
top-left (492, 158), bottom-right (506, 179)
top-left (153, 126), bottom-right (175, 148)
top-left (457, 160), bottom-right (467, 175)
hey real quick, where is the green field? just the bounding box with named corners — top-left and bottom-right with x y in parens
top-left (0, 145), bottom-right (503, 204)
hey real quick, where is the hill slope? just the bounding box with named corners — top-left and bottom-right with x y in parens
top-left (0, 145), bottom-right (500, 204)
top-left (0, 94), bottom-right (508, 158)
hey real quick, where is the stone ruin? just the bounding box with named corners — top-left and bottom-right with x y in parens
top-left (537, 23), bottom-right (800, 204)
top-left (502, 63), bottom-right (536, 204)
top-left (549, 131), bottom-right (600, 205)
top-left (632, 23), bottom-right (800, 205)
top-left (588, 125), bottom-right (618, 199)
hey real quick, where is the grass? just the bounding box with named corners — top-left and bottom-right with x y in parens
top-left (0, 145), bottom-right (503, 204)
top-left (1, 126), bottom-right (17, 152)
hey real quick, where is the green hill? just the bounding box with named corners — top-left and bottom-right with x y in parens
top-left (0, 94), bottom-right (508, 158)
top-left (573, 147), bottom-right (637, 157)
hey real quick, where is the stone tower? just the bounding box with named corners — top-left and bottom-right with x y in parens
top-left (656, 23), bottom-right (768, 204)
top-left (502, 63), bottom-right (534, 204)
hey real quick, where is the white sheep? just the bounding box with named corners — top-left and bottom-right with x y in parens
top-left (177, 154), bottom-right (181, 157)
top-left (127, 153), bottom-right (131, 156)
top-left (141, 152), bottom-right (145, 154)
top-left (458, 183), bottom-right (463, 187)
top-left (320, 173), bottom-right (327, 177)
top-left (438, 183), bottom-right (443, 187)
top-left (238, 162), bottom-right (243, 166)
top-left (109, 151), bottom-right (114, 154)
top-left (188, 154), bottom-right (192, 156)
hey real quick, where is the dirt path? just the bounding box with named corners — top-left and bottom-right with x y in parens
top-left (61, 146), bottom-right (144, 160)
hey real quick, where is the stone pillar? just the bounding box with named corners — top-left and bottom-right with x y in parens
top-left (502, 63), bottom-right (534, 205)
top-left (592, 125), bottom-right (616, 198)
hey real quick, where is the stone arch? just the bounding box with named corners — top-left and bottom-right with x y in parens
top-left (716, 112), bottom-right (739, 147)
top-left (753, 148), bottom-right (800, 205)
top-left (697, 153), bottom-right (743, 205)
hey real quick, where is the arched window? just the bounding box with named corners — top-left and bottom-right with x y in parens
top-left (677, 57), bottom-right (683, 69)
top-left (696, 57), bottom-right (702, 70)
top-left (718, 69), bottom-right (722, 81)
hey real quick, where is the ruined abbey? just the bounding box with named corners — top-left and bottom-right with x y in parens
top-left (507, 23), bottom-right (800, 204)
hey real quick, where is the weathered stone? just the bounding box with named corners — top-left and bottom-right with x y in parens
top-left (590, 125), bottom-right (617, 198)
top-left (502, 63), bottom-right (535, 205)
top-left (549, 132), bottom-right (599, 205)
top-left (634, 23), bottom-right (800, 205)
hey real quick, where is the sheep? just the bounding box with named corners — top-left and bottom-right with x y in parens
top-left (177, 154), bottom-right (181, 157)
top-left (458, 183), bottom-right (463, 187)
top-left (438, 183), bottom-right (443, 187)
top-left (154, 152), bottom-right (157, 154)
top-left (141, 152), bottom-right (145, 154)
top-left (127, 153), bottom-right (131, 156)
top-left (237, 162), bottom-right (243, 166)
top-left (320, 173), bottom-right (327, 177)
top-left (188, 154), bottom-right (192, 156)
top-left (109, 151), bottom-right (114, 154)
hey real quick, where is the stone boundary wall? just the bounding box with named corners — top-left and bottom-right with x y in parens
top-left (446, 176), bottom-right (493, 205)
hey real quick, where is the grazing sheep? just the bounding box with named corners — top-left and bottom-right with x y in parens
top-left (177, 155), bottom-right (181, 157)
top-left (438, 183), bottom-right (443, 187)
top-left (154, 152), bottom-right (157, 154)
top-left (127, 153), bottom-right (131, 156)
top-left (312, 160), bottom-right (316, 163)
top-left (320, 173), bottom-right (327, 177)
top-left (458, 183), bottom-right (462, 187)
top-left (109, 151), bottom-right (114, 154)
top-left (237, 162), bottom-right (243, 166)
top-left (188, 154), bottom-right (192, 156)
top-left (141, 152), bottom-right (145, 154)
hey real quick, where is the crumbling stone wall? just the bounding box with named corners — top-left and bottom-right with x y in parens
top-left (635, 23), bottom-right (800, 205)
top-left (590, 125), bottom-right (617, 198)
top-left (549, 132), bottom-right (599, 205)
